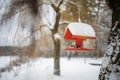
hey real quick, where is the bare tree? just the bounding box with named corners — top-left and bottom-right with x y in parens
top-left (50, 0), bottom-right (64, 76)
top-left (0, 0), bottom-right (63, 76)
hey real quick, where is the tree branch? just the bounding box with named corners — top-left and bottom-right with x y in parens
top-left (59, 21), bottom-right (70, 26)
top-left (57, 0), bottom-right (64, 8)
top-left (51, 0), bottom-right (64, 13)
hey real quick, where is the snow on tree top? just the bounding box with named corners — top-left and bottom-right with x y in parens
top-left (67, 22), bottom-right (95, 37)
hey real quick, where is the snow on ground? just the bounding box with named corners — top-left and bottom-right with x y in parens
top-left (0, 57), bottom-right (102, 80)
top-left (0, 56), bottom-right (18, 68)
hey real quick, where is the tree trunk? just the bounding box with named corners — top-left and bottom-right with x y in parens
top-left (51, 0), bottom-right (64, 76)
top-left (53, 38), bottom-right (61, 75)
top-left (52, 12), bottom-right (61, 76)
top-left (98, 0), bottom-right (120, 80)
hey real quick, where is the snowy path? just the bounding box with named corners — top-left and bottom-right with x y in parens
top-left (0, 57), bottom-right (102, 80)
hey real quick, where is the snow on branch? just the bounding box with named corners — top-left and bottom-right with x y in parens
top-left (54, 33), bottom-right (61, 40)
top-left (59, 20), bottom-right (70, 25)
top-left (112, 21), bottom-right (119, 31)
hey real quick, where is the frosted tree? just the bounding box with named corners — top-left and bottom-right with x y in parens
top-left (99, 0), bottom-right (120, 80)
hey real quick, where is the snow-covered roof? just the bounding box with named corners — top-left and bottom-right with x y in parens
top-left (67, 22), bottom-right (95, 37)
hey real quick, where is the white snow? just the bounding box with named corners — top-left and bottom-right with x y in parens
top-left (109, 73), bottom-right (120, 80)
top-left (67, 22), bottom-right (95, 37)
top-left (0, 56), bottom-right (18, 68)
top-left (0, 57), bottom-right (101, 80)
top-left (105, 44), bottom-right (113, 56)
top-left (54, 33), bottom-right (61, 40)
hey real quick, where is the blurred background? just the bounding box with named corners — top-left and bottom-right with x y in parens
top-left (0, 0), bottom-right (111, 58)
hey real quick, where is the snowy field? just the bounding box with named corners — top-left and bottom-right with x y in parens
top-left (0, 56), bottom-right (102, 80)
